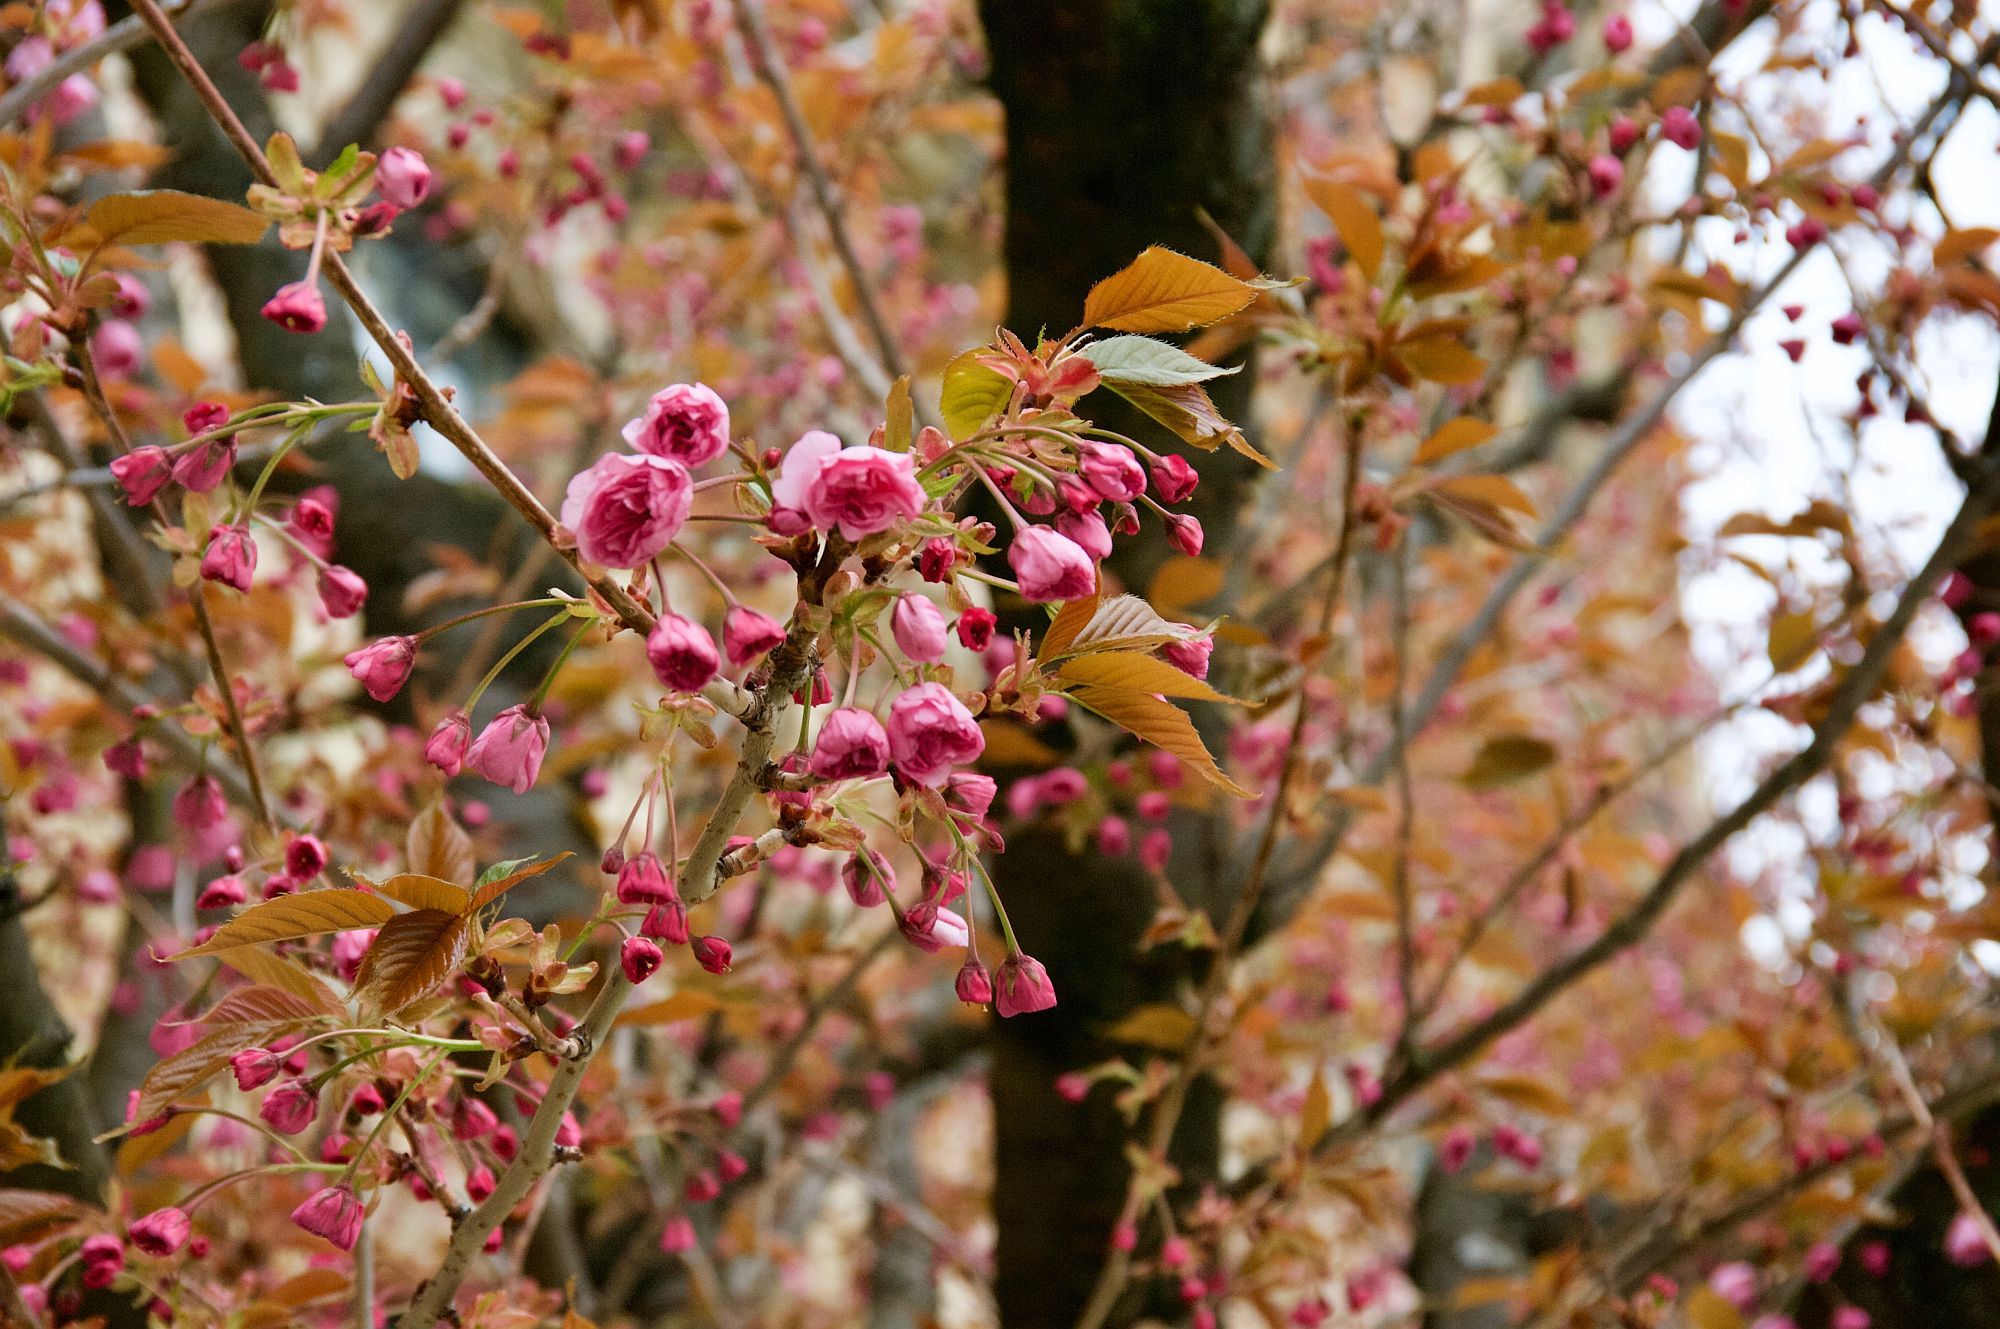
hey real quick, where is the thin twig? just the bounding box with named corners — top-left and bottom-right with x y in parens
top-left (732, 0), bottom-right (908, 385)
top-left (0, 0), bottom-right (249, 128)
top-left (1071, 415), bottom-right (1370, 1329)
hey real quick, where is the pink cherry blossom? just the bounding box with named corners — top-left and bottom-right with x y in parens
top-left (1008, 525), bottom-right (1096, 602)
top-left (623, 382), bottom-right (730, 466)
top-left (465, 704), bottom-right (550, 793)
top-left (722, 604), bottom-right (786, 665)
top-left (376, 146), bottom-right (433, 208)
top-left (994, 952), bottom-right (1057, 1016)
top-left (890, 593), bottom-right (949, 663)
top-left (646, 612), bottom-right (719, 692)
top-left (290, 1185), bottom-right (364, 1251)
top-left (810, 707), bottom-right (891, 781)
top-left (560, 452), bottom-right (692, 568)
top-left (886, 682), bottom-right (985, 787)
top-left (344, 636), bottom-right (418, 702)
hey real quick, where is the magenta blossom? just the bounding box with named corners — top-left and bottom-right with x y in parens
top-left (955, 958), bottom-right (993, 1005)
top-left (290, 1185), bottom-right (364, 1251)
top-left (621, 936), bottom-right (664, 984)
top-left (994, 953), bottom-right (1057, 1016)
top-left (810, 707), bottom-right (891, 781)
top-left (261, 280), bottom-right (327, 333)
top-left (344, 635), bottom-right (418, 702)
top-left (316, 565), bottom-right (367, 618)
top-left (424, 711), bottom-right (471, 775)
top-left (376, 146), bottom-right (433, 208)
top-left (616, 851), bottom-right (673, 905)
top-left (258, 1079), bottom-right (318, 1134)
top-left (692, 935), bottom-right (733, 974)
top-left (842, 849), bottom-right (893, 907)
top-left (200, 523), bottom-right (257, 592)
top-left (171, 436), bottom-right (236, 492)
top-left (128, 1207), bottom-right (191, 1258)
top-left (890, 593), bottom-right (949, 663)
top-left (770, 431), bottom-right (926, 539)
top-left (898, 902), bottom-right (969, 953)
top-left (110, 446), bottom-right (173, 506)
top-left (1160, 634), bottom-right (1214, 680)
top-left (887, 682), bottom-right (985, 787)
top-left (623, 382), bottom-right (730, 466)
top-left (560, 452), bottom-right (692, 568)
top-left (1009, 525), bottom-right (1096, 602)
top-left (722, 604), bottom-right (785, 665)
top-left (465, 704), bottom-right (551, 794)
top-left (646, 612), bottom-right (719, 693)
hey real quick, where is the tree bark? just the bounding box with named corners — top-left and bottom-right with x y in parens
top-left (977, 3), bottom-right (1275, 1324)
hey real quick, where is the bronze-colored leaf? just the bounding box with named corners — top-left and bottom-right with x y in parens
top-left (175, 889), bottom-right (397, 958)
top-left (1056, 651), bottom-right (1243, 705)
top-left (352, 909), bottom-right (470, 1016)
top-left (1069, 685), bottom-right (1253, 797)
top-left (364, 873), bottom-right (472, 915)
top-left (1461, 735), bottom-right (1556, 789)
top-left (1412, 418), bottom-right (1499, 465)
top-left (130, 1022), bottom-right (301, 1126)
top-left (1082, 246), bottom-right (1258, 334)
top-left (407, 801), bottom-right (476, 884)
top-left (0, 1189), bottom-right (88, 1245)
top-left (1302, 179), bottom-right (1384, 281)
top-left (80, 190), bottom-right (270, 248)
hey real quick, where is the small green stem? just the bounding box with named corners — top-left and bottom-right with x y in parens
top-left (529, 618), bottom-right (597, 709)
top-left (467, 608), bottom-right (572, 715)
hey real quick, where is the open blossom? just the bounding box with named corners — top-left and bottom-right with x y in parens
top-left (891, 593), bottom-right (949, 663)
top-left (290, 1185), bottom-right (364, 1251)
top-left (994, 953), bottom-right (1057, 1016)
top-left (771, 431), bottom-right (926, 539)
top-left (647, 613), bottom-right (719, 692)
top-left (261, 280), bottom-right (327, 333)
top-left (1008, 525), bottom-right (1096, 602)
top-left (344, 635), bottom-right (418, 702)
top-left (560, 452), bottom-right (692, 568)
top-left (465, 704), bottom-right (550, 793)
top-left (723, 604), bottom-right (785, 665)
top-left (810, 707), bottom-right (891, 781)
top-left (886, 682), bottom-right (985, 787)
top-left (424, 711), bottom-right (471, 775)
top-left (376, 146), bottom-right (433, 208)
top-left (623, 382), bottom-right (730, 466)
top-left (200, 524), bottom-right (257, 591)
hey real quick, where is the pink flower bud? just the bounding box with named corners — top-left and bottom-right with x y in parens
top-left (614, 130), bottom-right (651, 171)
top-left (1439, 1124), bottom-right (1476, 1173)
top-left (1165, 512), bottom-right (1204, 557)
top-left (1804, 1240), bottom-right (1840, 1283)
top-left (261, 280), bottom-right (327, 334)
top-left (722, 604), bottom-right (785, 666)
top-left (1150, 453), bottom-right (1198, 504)
top-left (623, 382), bottom-right (729, 466)
top-left (955, 957), bottom-right (993, 1004)
top-left (1009, 525), bottom-right (1097, 602)
top-left (172, 774), bottom-right (227, 830)
top-left (465, 1164), bottom-right (495, 1202)
top-left (424, 711), bottom-right (472, 775)
top-left (659, 1214), bottom-right (696, 1253)
top-left (1946, 1210), bottom-right (1991, 1266)
top-left (692, 935), bottom-right (733, 974)
top-left (259, 1079), bottom-right (318, 1134)
top-left (918, 537), bottom-right (958, 582)
top-left (230, 1047), bottom-right (281, 1091)
top-left (1078, 442), bottom-right (1147, 502)
top-left (465, 703), bottom-right (550, 794)
top-left (1708, 1261), bottom-right (1757, 1309)
top-left (994, 952), bottom-right (1056, 1017)
top-left (290, 1185), bottom-right (364, 1251)
top-left (110, 446), bottom-right (173, 506)
top-left (642, 899), bottom-right (689, 944)
top-left (1602, 12), bottom-right (1632, 51)
top-left (171, 436), bottom-right (236, 493)
top-left (1660, 106), bottom-right (1702, 150)
top-left (1161, 635), bottom-right (1214, 680)
top-left (452, 1097), bottom-right (497, 1139)
top-left (810, 706), bottom-right (892, 781)
top-left (891, 593), bottom-right (949, 663)
top-left (647, 612), bottom-right (719, 693)
top-left (1609, 115), bottom-right (1639, 154)
top-left (1831, 1309), bottom-right (1870, 1329)
top-left (1139, 828), bottom-right (1173, 872)
top-left (1587, 154), bottom-right (1624, 198)
top-left (91, 319), bottom-right (143, 379)
top-left (128, 1207), bottom-right (190, 1258)
top-left (842, 849), bottom-right (892, 907)
top-left (376, 146), bottom-right (433, 209)
top-left (200, 523), bottom-right (257, 591)
top-left (108, 272), bottom-right (151, 320)
top-left (1941, 571), bottom-right (1975, 608)
top-left (621, 935), bottom-right (663, 984)
top-left (316, 564), bottom-right (368, 618)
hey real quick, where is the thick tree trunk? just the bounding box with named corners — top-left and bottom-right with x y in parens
top-left (977, 4), bottom-right (1274, 1324)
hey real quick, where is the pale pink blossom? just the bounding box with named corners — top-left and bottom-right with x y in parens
top-left (560, 452), bottom-right (692, 568)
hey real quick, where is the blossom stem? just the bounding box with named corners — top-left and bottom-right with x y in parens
top-left (234, 422), bottom-right (313, 524)
top-left (528, 617), bottom-right (597, 710)
top-left (466, 608), bottom-right (573, 715)
top-left (415, 598), bottom-right (571, 641)
top-left (341, 1049), bottom-right (449, 1188)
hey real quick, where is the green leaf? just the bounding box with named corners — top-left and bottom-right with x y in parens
top-left (82, 191), bottom-right (271, 248)
top-left (469, 852), bottom-right (572, 912)
top-left (939, 350), bottom-right (1013, 441)
top-left (1081, 335), bottom-right (1239, 387)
